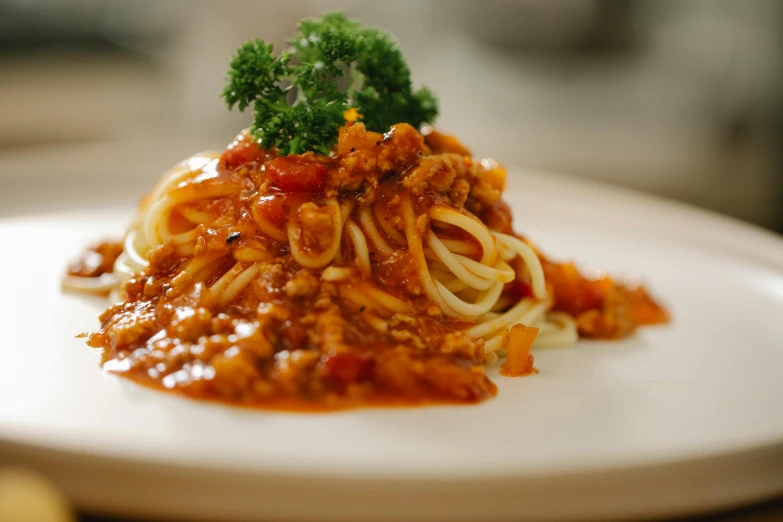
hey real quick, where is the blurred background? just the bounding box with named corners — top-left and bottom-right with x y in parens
top-left (0, 0), bottom-right (781, 231)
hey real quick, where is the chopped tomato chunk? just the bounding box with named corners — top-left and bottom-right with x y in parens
top-left (543, 261), bottom-right (608, 316)
top-left (266, 157), bottom-right (328, 193)
top-left (500, 325), bottom-right (538, 377)
top-left (326, 352), bottom-right (374, 386)
top-left (221, 131), bottom-right (267, 170)
top-left (505, 279), bottom-right (533, 301)
top-left (624, 285), bottom-right (670, 325)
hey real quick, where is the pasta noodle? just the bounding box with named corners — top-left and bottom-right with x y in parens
top-left (63, 123), bottom-right (667, 411)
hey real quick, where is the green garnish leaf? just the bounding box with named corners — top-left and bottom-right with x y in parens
top-left (222, 12), bottom-right (438, 156)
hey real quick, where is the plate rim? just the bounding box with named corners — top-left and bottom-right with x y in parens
top-left (2, 164), bottom-right (783, 520)
top-left (3, 422), bottom-right (782, 522)
top-left (2, 167), bottom-right (783, 475)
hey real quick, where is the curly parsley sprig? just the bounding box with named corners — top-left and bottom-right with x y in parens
top-left (222, 12), bottom-right (438, 156)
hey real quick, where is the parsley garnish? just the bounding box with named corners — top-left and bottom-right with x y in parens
top-left (222, 12), bottom-right (438, 156)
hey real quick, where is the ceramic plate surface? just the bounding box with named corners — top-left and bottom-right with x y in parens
top-left (1, 146), bottom-right (782, 521)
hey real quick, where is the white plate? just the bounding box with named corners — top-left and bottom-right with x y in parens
top-left (1, 147), bottom-right (783, 521)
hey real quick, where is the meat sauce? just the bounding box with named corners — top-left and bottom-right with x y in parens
top-left (79, 123), bottom-right (667, 411)
top-left (67, 242), bottom-right (123, 278)
top-left (85, 125), bottom-right (501, 410)
top-left (542, 261), bottom-right (669, 339)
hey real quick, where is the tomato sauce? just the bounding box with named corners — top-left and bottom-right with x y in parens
top-left (75, 123), bottom-right (667, 411)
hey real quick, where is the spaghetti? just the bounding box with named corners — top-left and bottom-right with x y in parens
top-left (64, 123), bottom-right (668, 410)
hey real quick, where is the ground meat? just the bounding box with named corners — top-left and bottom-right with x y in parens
top-left (420, 360), bottom-right (494, 401)
top-left (479, 200), bottom-right (514, 235)
top-left (389, 328), bottom-right (426, 349)
top-left (576, 287), bottom-right (637, 339)
top-left (271, 349), bottom-right (320, 396)
top-left (376, 250), bottom-right (423, 296)
top-left (234, 319), bottom-right (275, 359)
top-left (422, 128), bottom-right (472, 156)
top-left (389, 313), bottom-right (417, 327)
top-left (335, 123), bottom-right (423, 190)
top-left (167, 306), bottom-right (213, 344)
top-left (402, 153), bottom-right (467, 195)
top-left (448, 178), bottom-right (471, 208)
top-left (67, 241), bottom-right (123, 278)
top-left (297, 203), bottom-right (335, 251)
top-left (466, 158), bottom-right (507, 212)
top-left (252, 263), bottom-right (286, 301)
top-left (94, 300), bottom-right (160, 350)
top-left (439, 331), bottom-right (483, 364)
top-left (208, 346), bottom-right (260, 398)
top-left (285, 271), bottom-right (320, 298)
top-left (373, 347), bottom-right (423, 396)
top-left (469, 180), bottom-right (502, 210)
top-left (313, 306), bottom-right (349, 354)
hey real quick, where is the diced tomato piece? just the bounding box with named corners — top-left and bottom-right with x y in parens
top-left (253, 194), bottom-right (287, 226)
top-left (480, 200), bottom-right (513, 234)
top-left (221, 131), bottom-right (267, 170)
top-left (266, 157), bottom-right (328, 193)
top-left (543, 261), bottom-right (607, 316)
top-left (577, 281), bottom-right (606, 312)
top-left (500, 325), bottom-right (538, 377)
top-left (326, 352), bottom-right (373, 387)
top-left (505, 279), bottom-right (533, 300)
top-left (280, 320), bottom-right (306, 350)
top-left (624, 286), bottom-right (670, 325)
top-left (423, 128), bottom-right (472, 156)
